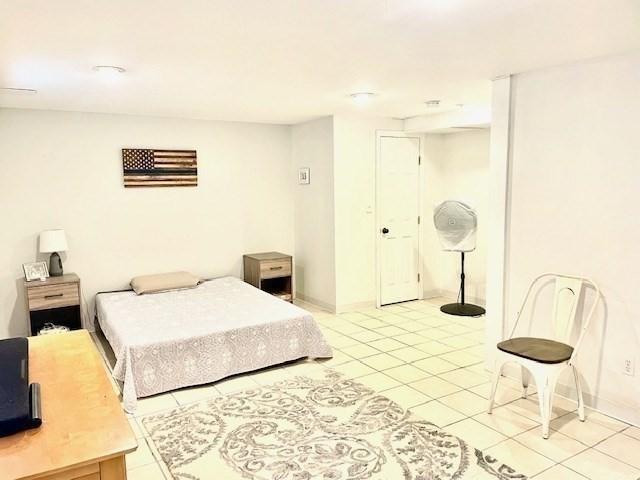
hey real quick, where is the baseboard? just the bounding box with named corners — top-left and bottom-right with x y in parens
top-left (295, 292), bottom-right (336, 313)
top-left (423, 289), bottom-right (443, 299)
top-left (501, 363), bottom-right (639, 427)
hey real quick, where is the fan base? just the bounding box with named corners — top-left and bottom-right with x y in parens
top-left (440, 302), bottom-right (486, 317)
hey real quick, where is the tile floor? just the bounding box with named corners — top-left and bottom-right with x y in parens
top-left (113, 298), bottom-right (640, 480)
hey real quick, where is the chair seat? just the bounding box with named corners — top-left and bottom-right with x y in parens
top-left (497, 337), bottom-right (574, 364)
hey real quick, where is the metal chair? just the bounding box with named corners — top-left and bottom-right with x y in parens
top-left (487, 273), bottom-right (601, 439)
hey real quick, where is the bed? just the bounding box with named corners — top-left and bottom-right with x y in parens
top-left (95, 276), bottom-right (332, 412)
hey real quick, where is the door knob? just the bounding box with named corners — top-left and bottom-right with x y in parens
top-left (382, 227), bottom-right (389, 234)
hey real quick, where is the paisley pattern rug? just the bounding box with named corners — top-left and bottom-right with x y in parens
top-left (141, 369), bottom-right (527, 479)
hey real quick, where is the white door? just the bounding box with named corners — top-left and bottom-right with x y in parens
top-left (378, 135), bottom-right (421, 305)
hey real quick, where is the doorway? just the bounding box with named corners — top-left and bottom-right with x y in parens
top-left (376, 133), bottom-right (422, 306)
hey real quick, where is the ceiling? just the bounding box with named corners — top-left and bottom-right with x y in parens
top-left (1, 0), bottom-right (638, 124)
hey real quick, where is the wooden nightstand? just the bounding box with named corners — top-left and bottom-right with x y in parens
top-left (24, 273), bottom-right (82, 335)
top-left (243, 252), bottom-right (293, 302)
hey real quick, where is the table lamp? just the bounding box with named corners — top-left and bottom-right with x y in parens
top-left (39, 229), bottom-right (68, 277)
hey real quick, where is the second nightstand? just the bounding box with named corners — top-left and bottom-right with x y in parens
top-left (243, 252), bottom-right (293, 302)
top-left (24, 273), bottom-right (82, 335)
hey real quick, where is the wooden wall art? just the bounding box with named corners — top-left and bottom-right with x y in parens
top-left (122, 149), bottom-right (197, 187)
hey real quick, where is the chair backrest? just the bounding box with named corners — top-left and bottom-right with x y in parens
top-left (551, 276), bottom-right (584, 344)
top-left (509, 273), bottom-right (601, 362)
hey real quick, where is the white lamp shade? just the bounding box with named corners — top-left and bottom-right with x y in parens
top-left (39, 229), bottom-right (68, 253)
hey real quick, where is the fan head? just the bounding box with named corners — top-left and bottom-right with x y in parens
top-left (433, 200), bottom-right (478, 252)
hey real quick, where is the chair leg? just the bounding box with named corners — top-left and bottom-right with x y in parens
top-left (572, 366), bottom-right (585, 422)
top-left (534, 369), bottom-right (559, 439)
top-left (521, 366), bottom-right (530, 399)
top-left (487, 359), bottom-right (504, 414)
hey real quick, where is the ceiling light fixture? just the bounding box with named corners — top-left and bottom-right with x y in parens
top-left (0, 87), bottom-right (37, 95)
top-left (350, 92), bottom-right (376, 105)
top-left (92, 65), bottom-right (126, 74)
top-left (425, 100), bottom-right (441, 108)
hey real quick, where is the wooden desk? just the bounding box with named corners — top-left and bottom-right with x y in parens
top-left (0, 330), bottom-right (137, 480)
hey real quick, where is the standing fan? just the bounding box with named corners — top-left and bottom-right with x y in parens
top-left (433, 200), bottom-right (486, 317)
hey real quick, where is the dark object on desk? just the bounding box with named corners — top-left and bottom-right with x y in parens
top-left (0, 337), bottom-right (42, 437)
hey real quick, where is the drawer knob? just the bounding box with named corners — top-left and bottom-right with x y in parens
top-left (270, 266), bottom-right (283, 270)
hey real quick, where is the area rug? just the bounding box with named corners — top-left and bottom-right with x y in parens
top-left (141, 369), bottom-right (527, 479)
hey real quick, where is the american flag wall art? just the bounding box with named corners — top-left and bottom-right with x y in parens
top-left (122, 148), bottom-right (197, 187)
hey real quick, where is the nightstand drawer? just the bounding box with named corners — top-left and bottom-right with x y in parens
top-left (260, 259), bottom-right (291, 279)
top-left (28, 283), bottom-right (79, 311)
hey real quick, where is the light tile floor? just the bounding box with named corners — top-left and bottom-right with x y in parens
top-left (112, 298), bottom-right (639, 480)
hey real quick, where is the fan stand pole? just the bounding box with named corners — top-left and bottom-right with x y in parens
top-left (439, 251), bottom-right (486, 317)
top-left (460, 251), bottom-right (465, 304)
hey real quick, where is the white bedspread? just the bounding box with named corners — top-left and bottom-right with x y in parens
top-left (96, 276), bottom-right (332, 412)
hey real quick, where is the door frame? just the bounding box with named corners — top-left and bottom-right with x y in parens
top-left (485, 75), bottom-right (513, 367)
top-left (375, 130), bottom-right (425, 308)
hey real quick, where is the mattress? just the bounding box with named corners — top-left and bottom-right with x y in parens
top-left (96, 276), bottom-right (332, 412)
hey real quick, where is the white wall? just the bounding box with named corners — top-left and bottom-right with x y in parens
top-left (422, 130), bottom-right (490, 303)
top-left (292, 116), bottom-right (336, 310)
top-left (503, 51), bottom-right (640, 424)
top-left (292, 114), bottom-right (403, 311)
top-left (0, 108), bottom-right (294, 338)
top-left (333, 114), bottom-right (403, 310)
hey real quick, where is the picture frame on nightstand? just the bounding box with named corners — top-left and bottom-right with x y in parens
top-left (23, 261), bottom-right (49, 282)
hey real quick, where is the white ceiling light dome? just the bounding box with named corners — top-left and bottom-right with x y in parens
top-left (0, 87), bottom-right (37, 95)
top-left (92, 65), bottom-right (127, 74)
top-left (350, 92), bottom-right (376, 105)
